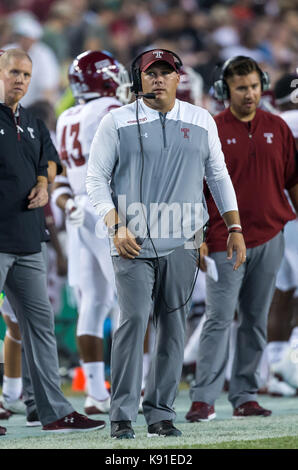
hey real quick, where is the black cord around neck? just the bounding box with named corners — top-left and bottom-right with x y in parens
top-left (136, 97), bottom-right (200, 314)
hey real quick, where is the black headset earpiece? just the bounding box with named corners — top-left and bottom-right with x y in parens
top-left (130, 49), bottom-right (183, 95)
top-left (213, 56), bottom-right (270, 102)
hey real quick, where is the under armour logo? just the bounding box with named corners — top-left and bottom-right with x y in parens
top-left (227, 138), bottom-right (236, 144)
top-left (64, 417), bottom-right (74, 423)
top-left (264, 133), bottom-right (273, 143)
top-left (27, 127), bottom-right (35, 139)
top-left (181, 128), bottom-right (190, 139)
top-left (152, 50), bottom-right (164, 59)
top-left (141, 132), bottom-right (148, 138)
top-left (0, 129), bottom-right (4, 135)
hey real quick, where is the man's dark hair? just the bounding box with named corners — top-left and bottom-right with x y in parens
top-left (223, 56), bottom-right (261, 81)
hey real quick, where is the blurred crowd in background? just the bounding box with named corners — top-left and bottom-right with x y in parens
top-left (0, 0), bottom-right (298, 110)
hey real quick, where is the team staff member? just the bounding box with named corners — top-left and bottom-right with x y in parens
top-left (0, 48), bottom-right (106, 434)
top-left (86, 48), bottom-right (246, 439)
top-left (186, 56), bottom-right (298, 422)
top-left (53, 50), bottom-right (132, 416)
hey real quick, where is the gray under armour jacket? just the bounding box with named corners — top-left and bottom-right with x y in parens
top-left (86, 98), bottom-right (238, 257)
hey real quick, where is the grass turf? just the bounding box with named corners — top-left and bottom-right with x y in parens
top-left (0, 387), bottom-right (297, 449)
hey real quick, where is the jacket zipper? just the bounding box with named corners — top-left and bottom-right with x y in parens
top-left (159, 112), bottom-right (167, 148)
top-left (11, 107), bottom-right (21, 141)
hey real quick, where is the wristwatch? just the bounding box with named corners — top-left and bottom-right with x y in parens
top-left (108, 222), bottom-right (125, 237)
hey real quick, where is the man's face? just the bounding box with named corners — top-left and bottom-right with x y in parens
top-left (141, 62), bottom-right (180, 110)
top-left (0, 55), bottom-right (32, 107)
top-left (227, 71), bottom-right (262, 120)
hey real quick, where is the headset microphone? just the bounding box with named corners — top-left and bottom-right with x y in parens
top-left (136, 92), bottom-right (156, 99)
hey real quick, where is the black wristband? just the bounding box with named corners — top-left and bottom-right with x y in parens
top-left (108, 222), bottom-right (125, 237)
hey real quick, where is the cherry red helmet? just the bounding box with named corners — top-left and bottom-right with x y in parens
top-left (68, 50), bottom-right (132, 104)
top-left (176, 66), bottom-right (203, 106)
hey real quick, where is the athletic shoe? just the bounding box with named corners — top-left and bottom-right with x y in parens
top-left (267, 375), bottom-right (296, 397)
top-left (84, 395), bottom-right (110, 415)
top-left (1, 398), bottom-right (26, 415)
top-left (271, 346), bottom-right (298, 389)
top-left (233, 401), bottom-right (272, 418)
top-left (185, 401), bottom-right (216, 422)
top-left (111, 420), bottom-right (135, 439)
top-left (0, 425), bottom-right (6, 436)
top-left (147, 420), bottom-right (182, 437)
top-left (0, 404), bottom-right (12, 420)
top-left (26, 409), bottom-right (41, 427)
top-left (42, 411), bottom-right (106, 433)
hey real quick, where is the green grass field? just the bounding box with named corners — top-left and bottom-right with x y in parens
top-left (1, 385), bottom-right (298, 450)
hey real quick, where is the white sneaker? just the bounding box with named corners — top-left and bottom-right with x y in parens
top-left (267, 375), bottom-right (296, 397)
top-left (84, 395), bottom-right (110, 415)
top-left (2, 398), bottom-right (26, 415)
top-left (271, 346), bottom-right (298, 389)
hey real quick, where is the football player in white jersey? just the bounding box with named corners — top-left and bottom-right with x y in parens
top-left (176, 65), bottom-right (203, 107)
top-left (259, 72), bottom-right (298, 396)
top-left (52, 50), bottom-right (132, 415)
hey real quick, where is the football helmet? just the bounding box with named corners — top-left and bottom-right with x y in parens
top-left (176, 66), bottom-right (203, 106)
top-left (68, 50), bottom-right (132, 104)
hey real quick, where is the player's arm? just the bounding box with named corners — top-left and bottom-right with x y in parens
top-left (38, 119), bottom-right (63, 183)
top-left (288, 183), bottom-right (298, 214)
top-left (51, 166), bottom-right (85, 227)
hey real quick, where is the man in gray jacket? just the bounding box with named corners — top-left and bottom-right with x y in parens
top-left (86, 48), bottom-right (246, 439)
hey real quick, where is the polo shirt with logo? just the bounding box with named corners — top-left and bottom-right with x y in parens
top-left (206, 107), bottom-right (298, 253)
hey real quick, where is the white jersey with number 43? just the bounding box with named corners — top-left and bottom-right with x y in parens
top-left (56, 96), bottom-right (121, 195)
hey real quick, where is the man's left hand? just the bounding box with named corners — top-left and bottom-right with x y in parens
top-left (227, 232), bottom-right (246, 270)
top-left (27, 183), bottom-right (48, 209)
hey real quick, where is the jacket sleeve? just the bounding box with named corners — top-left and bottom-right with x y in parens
top-left (38, 118), bottom-right (63, 175)
top-left (204, 112), bottom-right (239, 215)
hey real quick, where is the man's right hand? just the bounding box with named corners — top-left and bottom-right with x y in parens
top-left (199, 242), bottom-right (208, 272)
top-left (113, 226), bottom-right (141, 259)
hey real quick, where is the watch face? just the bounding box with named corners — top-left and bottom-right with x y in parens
top-left (108, 222), bottom-right (124, 237)
top-left (108, 227), bottom-right (116, 237)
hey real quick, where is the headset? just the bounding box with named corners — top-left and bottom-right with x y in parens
top-left (131, 49), bottom-right (201, 315)
top-left (130, 49), bottom-right (183, 96)
top-left (213, 56), bottom-right (270, 102)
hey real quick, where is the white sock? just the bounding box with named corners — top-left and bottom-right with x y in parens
top-left (289, 327), bottom-right (298, 349)
top-left (266, 341), bottom-right (288, 365)
top-left (258, 347), bottom-right (269, 388)
top-left (225, 320), bottom-right (238, 381)
top-left (82, 361), bottom-right (109, 401)
top-left (2, 376), bottom-right (22, 403)
top-left (141, 353), bottom-right (150, 390)
top-left (183, 314), bottom-right (206, 365)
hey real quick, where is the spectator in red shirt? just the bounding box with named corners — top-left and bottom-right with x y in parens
top-left (185, 56), bottom-right (298, 422)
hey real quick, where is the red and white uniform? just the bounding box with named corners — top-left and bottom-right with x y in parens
top-left (56, 96), bottom-right (121, 337)
top-left (275, 109), bottom-right (298, 293)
